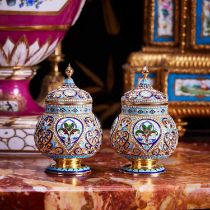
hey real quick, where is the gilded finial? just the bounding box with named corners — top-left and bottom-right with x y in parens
top-left (65, 63), bottom-right (74, 78)
top-left (142, 65), bottom-right (149, 79)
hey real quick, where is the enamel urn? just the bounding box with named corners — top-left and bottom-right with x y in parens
top-left (110, 66), bottom-right (178, 174)
top-left (35, 65), bottom-right (102, 175)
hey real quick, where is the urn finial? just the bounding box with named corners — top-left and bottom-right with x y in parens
top-left (65, 63), bottom-right (74, 78)
top-left (142, 65), bottom-right (149, 79)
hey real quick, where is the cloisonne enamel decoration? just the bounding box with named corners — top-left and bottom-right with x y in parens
top-left (110, 66), bottom-right (178, 174)
top-left (35, 65), bottom-right (102, 175)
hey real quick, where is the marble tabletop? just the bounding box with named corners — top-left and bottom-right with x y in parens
top-left (0, 131), bottom-right (210, 210)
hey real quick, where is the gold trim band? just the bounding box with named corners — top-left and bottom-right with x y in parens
top-left (46, 101), bottom-right (92, 106)
top-left (131, 159), bottom-right (157, 170)
top-left (0, 66), bottom-right (33, 70)
top-left (55, 158), bottom-right (82, 169)
top-left (122, 101), bottom-right (168, 106)
top-left (0, 25), bottom-right (69, 31)
top-left (0, 66), bottom-right (36, 80)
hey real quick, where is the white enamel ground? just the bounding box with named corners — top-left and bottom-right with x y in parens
top-left (0, 0), bottom-right (68, 12)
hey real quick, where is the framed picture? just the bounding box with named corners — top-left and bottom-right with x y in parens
top-left (144, 0), bottom-right (179, 46)
top-left (163, 68), bottom-right (210, 101)
top-left (161, 68), bottom-right (210, 117)
top-left (191, 0), bottom-right (210, 49)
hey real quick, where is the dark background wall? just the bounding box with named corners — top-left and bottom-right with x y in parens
top-left (31, 0), bottom-right (209, 133)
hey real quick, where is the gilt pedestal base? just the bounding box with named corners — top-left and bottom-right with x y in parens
top-left (46, 158), bottom-right (91, 176)
top-left (120, 159), bottom-right (165, 174)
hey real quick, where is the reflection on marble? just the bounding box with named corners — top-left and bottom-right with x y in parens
top-left (0, 131), bottom-right (210, 210)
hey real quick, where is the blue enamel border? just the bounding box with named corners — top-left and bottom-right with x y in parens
top-left (46, 104), bottom-right (92, 114)
top-left (120, 165), bottom-right (165, 174)
top-left (168, 73), bottom-right (210, 101)
top-left (195, 0), bottom-right (210, 45)
top-left (45, 154), bottom-right (91, 159)
top-left (122, 105), bottom-right (168, 115)
top-left (153, 0), bottom-right (175, 42)
top-left (120, 154), bottom-right (168, 160)
top-left (134, 73), bottom-right (156, 88)
top-left (47, 165), bottom-right (91, 173)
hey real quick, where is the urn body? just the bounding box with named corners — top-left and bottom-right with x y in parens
top-left (111, 105), bottom-right (178, 174)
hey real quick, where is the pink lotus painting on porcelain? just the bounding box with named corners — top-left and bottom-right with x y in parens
top-left (0, 0), bottom-right (86, 116)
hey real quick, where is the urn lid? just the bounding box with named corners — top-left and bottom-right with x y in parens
top-left (46, 64), bottom-right (92, 105)
top-left (121, 66), bottom-right (168, 106)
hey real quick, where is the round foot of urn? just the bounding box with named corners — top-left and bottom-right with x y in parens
top-left (120, 159), bottom-right (165, 174)
top-left (45, 158), bottom-right (91, 176)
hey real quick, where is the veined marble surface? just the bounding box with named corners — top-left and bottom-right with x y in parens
top-left (0, 131), bottom-right (210, 210)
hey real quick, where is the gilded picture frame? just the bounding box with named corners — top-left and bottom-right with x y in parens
top-left (190, 0), bottom-right (210, 50)
top-left (144, 0), bottom-right (179, 46)
top-left (161, 68), bottom-right (210, 117)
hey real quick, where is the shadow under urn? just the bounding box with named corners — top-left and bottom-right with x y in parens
top-left (35, 65), bottom-right (102, 175)
top-left (110, 66), bottom-right (179, 174)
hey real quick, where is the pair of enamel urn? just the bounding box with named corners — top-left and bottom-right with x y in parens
top-left (35, 65), bottom-right (178, 175)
